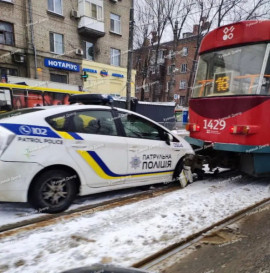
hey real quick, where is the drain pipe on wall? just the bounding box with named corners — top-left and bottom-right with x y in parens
top-left (27, 0), bottom-right (38, 79)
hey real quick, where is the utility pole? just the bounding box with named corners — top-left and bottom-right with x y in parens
top-left (27, 0), bottom-right (38, 79)
top-left (168, 20), bottom-right (178, 101)
top-left (126, 0), bottom-right (134, 110)
top-left (184, 2), bottom-right (204, 106)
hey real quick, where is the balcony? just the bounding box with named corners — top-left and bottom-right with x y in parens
top-left (78, 0), bottom-right (105, 37)
top-left (78, 16), bottom-right (105, 37)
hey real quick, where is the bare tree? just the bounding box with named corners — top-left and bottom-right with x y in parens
top-left (165, 0), bottom-right (194, 101)
top-left (134, 0), bottom-right (270, 102)
top-left (133, 0), bottom-right (153, 100)
top-left (134, 0), bottom-right (170, 101)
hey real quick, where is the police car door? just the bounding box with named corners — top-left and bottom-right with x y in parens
top-left (47, 109), bottom-right (128, 188)
top-left (118, 112), bottom-right (180, 185)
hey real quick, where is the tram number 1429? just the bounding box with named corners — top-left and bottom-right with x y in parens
top-left (203, 119), bottom-right (226, 130)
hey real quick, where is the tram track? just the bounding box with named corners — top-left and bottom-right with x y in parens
top-left (0, 169), bottom-right (243, 237)
top-left (0, 183), bottom-right (180, 238)
top-left (133, 197), bottom-right (270, 271)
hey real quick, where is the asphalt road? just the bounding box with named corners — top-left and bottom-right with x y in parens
top-left (153, 203), bottom-right (270, 273)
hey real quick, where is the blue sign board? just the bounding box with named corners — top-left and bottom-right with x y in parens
top-left (112, 73), bottom-right (124, 78)
top-left (83, 68), bottom-right (97, 74)
top-left (44, 58), bottom-right (80, 72)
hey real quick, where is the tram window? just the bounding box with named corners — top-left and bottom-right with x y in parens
top-left (27, 90), bottom-right (43, 107)
top-left (12, 89), bottom-right (26, 109)
top-left (261, 56), bottom-right (270, 95)
top-left (44, 92), bottom-right (70, 106)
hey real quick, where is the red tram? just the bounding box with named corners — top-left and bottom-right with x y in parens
top-left (186, 20), bottom-right (270, 176)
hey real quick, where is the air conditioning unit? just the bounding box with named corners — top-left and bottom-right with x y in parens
top-left (12, 53), bottom-right (25, 63)
top-left (70, 10), bottom-right (80, 19)
top-left (110, 0), bottom-right (118, 3)
top-left (75, 48), bottom-right (84, 56)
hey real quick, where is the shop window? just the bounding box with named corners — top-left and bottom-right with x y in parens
top-left (50, 73), bottom-right (67, 84)
top-left (0, 67), bottom-right (18, 76)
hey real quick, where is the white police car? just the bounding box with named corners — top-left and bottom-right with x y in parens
top-left (0, 105), bottom-right (194, 213)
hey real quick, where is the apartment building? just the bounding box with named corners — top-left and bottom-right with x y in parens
top-left (134, 27), bottom-right (199, 104)
top-left (80, 0), bottom-right (136, 96)
top-left (0, 0), bottom-right (135, 95)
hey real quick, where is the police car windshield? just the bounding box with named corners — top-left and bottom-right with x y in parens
top-left (0, 108), bottom-right (44, 120)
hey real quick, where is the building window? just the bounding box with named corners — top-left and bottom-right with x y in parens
top-left (0, 67), bottom-right (18, 76)
top-left (48, 0), bottom-right (63, 15)
top-left (166, 81), bottom-right (170, 92)
top-left (167, 65), bottom-right (173, 75)
top-left (179, 96), bottom-right (185, 105)
top-left (50, 32), bottom-right (64, 54)
top-left (179, 80), bottom-right (186, 89)
top-left (168, 50), bottom-right (174, 59)
top-left (180, 63), bottom-right (187, 73)
top-left (85, 1), bottom-right (103, 20)
top-left (158, 50), bottom-right (164, 60)
top-left (182, 47), bottom-right (188, 56)
top-left (193, 60), bottom-right (198, 71)
top-left (84, 41), bottom-right (94, 60)
top-left (0, 21), bottom-right (14, 46)
top-left (110, 13), bottom-right (121, 34)
top-left (110, 48), bottom-right (120, 66)
top-left (149, 66), bottom-right (155, 74)
top-left (157, 50), bottom-right (165, 64)
top-left (50, 73), bottom-right (67, 83)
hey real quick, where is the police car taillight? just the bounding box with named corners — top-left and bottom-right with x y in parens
top-left (0, 127), bottom-right (15, 156)
top-left (186, 123), bottom-right (200, 132)
top-left (229, 125), bottom-right (258, 135)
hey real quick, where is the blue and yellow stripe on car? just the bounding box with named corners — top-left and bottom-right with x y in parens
top-left (57, 131), bottom-right (174, 180)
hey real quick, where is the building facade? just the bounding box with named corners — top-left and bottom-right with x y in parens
top-left (0, 0), bottom-right (135, 95)
top-left (134, 27), bottom-right (199, 105)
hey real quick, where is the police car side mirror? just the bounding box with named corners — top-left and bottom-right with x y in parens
top-left (165, 133), bottom-right (173, 145)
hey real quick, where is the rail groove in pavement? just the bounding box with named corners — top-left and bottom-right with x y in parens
top-left (133, 197), bottom-right (270, 270)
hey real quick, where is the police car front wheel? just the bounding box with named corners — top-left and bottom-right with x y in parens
top-left (29, 169), bottom-right (78, 214)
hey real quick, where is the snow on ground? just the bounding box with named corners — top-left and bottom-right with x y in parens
top-left (0, 176), bottom-right (269, 273)
top-left (0, 187), bottom-right (155, 228)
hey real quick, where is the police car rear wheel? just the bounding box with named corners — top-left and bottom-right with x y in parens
top-left (29, 169), bottom-right (77, 213)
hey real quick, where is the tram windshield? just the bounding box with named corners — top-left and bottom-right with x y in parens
top-left (192, 44), bottom-right (270, 98)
